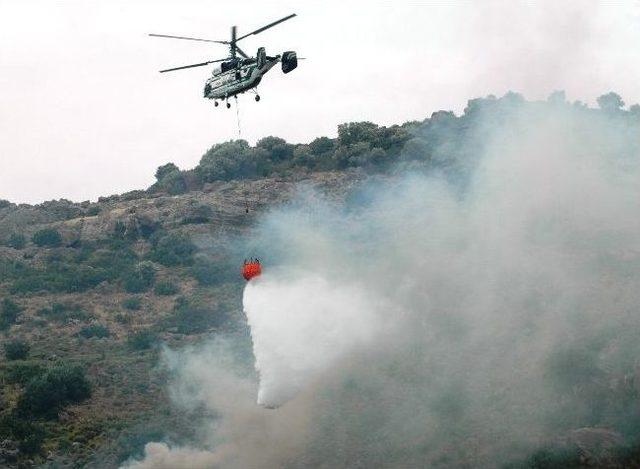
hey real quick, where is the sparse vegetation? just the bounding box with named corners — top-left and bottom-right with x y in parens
top-left (165, 297), bottom-right (228, 335)
top-left (123, 262), bottom-right (156, 293)
top-left (154, 280), bottom-right (179, 296)
top-left (37, 302), bottom-right (91, 322)
top-left (127, 330), bottom-right (158, 351)
top-left (77, 324), bottom-right (110, 339)
top-left (122, 297), bottom-right (142, 311)
top-left (148, 232), bottom-right (196, 267)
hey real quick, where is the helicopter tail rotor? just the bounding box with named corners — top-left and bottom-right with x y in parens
top-left (281, 51), bottom-right (298, 73)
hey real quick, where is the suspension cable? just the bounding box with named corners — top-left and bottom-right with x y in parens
top-left (235, 95), bottom-right (242, 138)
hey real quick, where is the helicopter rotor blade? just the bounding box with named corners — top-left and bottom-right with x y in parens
top-left (235, 13), bottom-right (296, 42)
top-left (235, 46), bottom-right (249, 58)
top-left (149, 33), bottom-right (229, 44)
top-left (159, 59), bottom-right (226, 73)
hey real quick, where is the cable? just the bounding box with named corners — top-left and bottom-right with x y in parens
top-left (235, 95), bottom-right (242, 138)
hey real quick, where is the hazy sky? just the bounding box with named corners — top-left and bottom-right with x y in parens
top-left (1, 0), bottom-right (639, 204)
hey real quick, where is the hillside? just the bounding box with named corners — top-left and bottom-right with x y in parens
top-left (0, 169), bottom-right (368, 467)
top-left (1, 91), bottom-right (640, 468)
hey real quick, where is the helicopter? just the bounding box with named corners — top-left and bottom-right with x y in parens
top-left (150, 14), bottom-right (299, 108)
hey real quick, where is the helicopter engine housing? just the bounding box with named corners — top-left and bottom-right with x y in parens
top-left (281, 51), bottom-right (297, 73)
top-left (257, 47), bottom-right (267, 68)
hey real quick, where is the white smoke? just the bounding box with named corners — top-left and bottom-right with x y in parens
top-left (124, 102), bottom-right (640, 469)
top-left (244, 273), bottom-right (391, 407)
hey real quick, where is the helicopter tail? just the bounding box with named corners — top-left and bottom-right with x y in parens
top-left (281, 51), bottom-right (298, 73)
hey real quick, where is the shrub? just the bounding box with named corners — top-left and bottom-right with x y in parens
top-left (123, 262), bottom-right (156, 293)
top-left (167, 297), bottom-right (227, 335)
top-left (77, 324), bottom-right (110, 339)
top-left (0, 298), bottom-right (22, 330)
top-left (31, 228), bottom-right (62, 247)
top-left (127, 330), bottom-right (158, 351)
top-left (0, 415), bottom-right (46, 455)
top-left (4, 361), bottom-right (46, 386)
top-left (7, 233), bottom-right (26, 249)
top-left (4, 339), bottom-right (30, 360)
top-left (122, 297), bottom-right (142, 311)
top-left (18, 364), bottom-right (91, 418)
top-left (154, 281), bottom-right (179, 296)
top-left (190, 258), bottom-right (235, 286)
top-left (148, 233), bottom-right (197, 267)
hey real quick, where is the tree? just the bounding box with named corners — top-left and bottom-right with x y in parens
top-left (630, 104), bottom-right (640, 118)
top-left (337, 122), bottom-right (379, 147)
top-left (31, 228), bottom-right (62, 247)
top-left (155, 162), bottom-right (180, 182)
top-left (309, 136), bottom-right (336, 156)
top-left (597, 92), bottom-right (624, 112)
top-left (256, 136), bottom-right (294, 162)
top-left (197, 140), bottom-right (259, 182)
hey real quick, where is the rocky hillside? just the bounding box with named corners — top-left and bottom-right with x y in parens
top-left (0, 170), bottom-right (366, 468)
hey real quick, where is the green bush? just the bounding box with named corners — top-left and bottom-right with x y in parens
top-left (122, 297), bottom-right (142, 311)
top-left (123, 262), bottom-right (156, 293)
top-left (7, 233), bottom-right (26, 249)
top-left (154, 281), bottom-right (179, 296)
top-left (127, 329), bottom-right (158, 351)
top-left (148, 233), bottom-right (197, 267)
top-left (0, 298), bottom-right (22, 330)
top-left (4, 339), bottom-right (30, 360)
top-left (31, 228), bottom-right (63, 247)
top-left (18, 364), bottom-right (91, 418)
top-left (4, 361), bottom-right (46, 386)
top-left (0, 415), bottom-right (46, 455)
top-left (77, 324), bottom-right (110, 339)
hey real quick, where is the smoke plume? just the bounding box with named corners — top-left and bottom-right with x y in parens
top-left (124, 100), bottom-right (640, 468)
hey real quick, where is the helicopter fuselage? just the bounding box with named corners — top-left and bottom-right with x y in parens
top-left (204, 56), bottom-right (279, 100)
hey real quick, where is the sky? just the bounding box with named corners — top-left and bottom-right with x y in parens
top-left (1, 0), bottom-right (639, 204)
